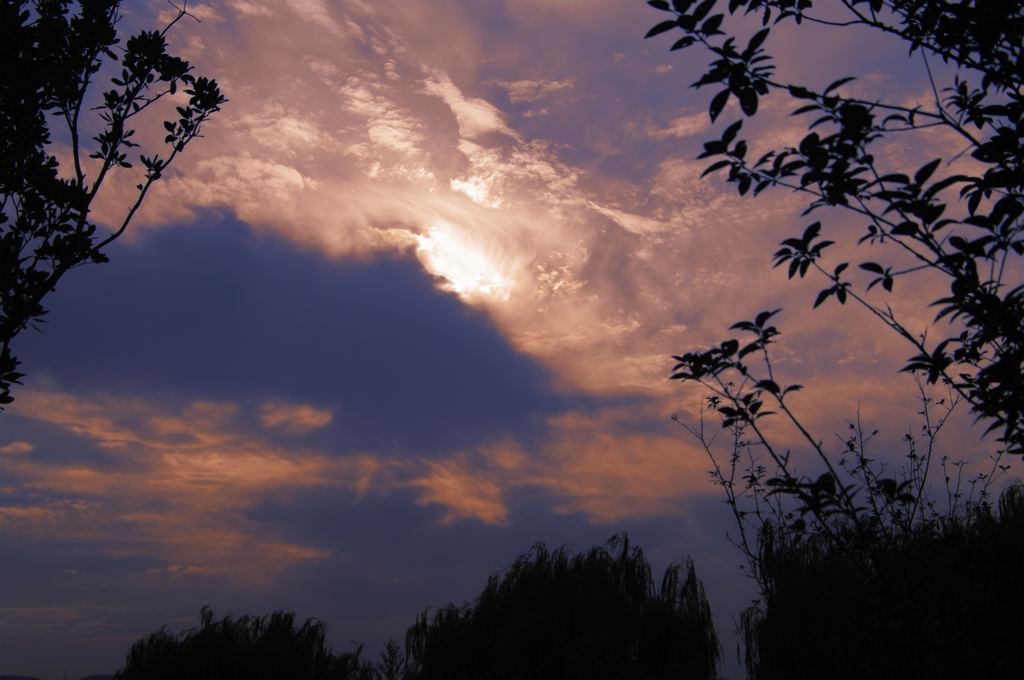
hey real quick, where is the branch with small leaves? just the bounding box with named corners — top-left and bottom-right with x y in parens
top-left (0, 0), bottom-right (226, 406)
top-left (646, 0), bottom-right (1023, 454)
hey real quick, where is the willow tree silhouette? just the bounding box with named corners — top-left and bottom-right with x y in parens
top-left (404, 535), bottom-right (720, 680)
top-left (113, 607), bottom-right (374, 680)
top-left (1, 0), bottom-right (225, 406)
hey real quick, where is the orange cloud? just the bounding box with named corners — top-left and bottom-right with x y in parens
top-left (407, 457), bottom-right (510, 526)
top-left (0, 440), bottom-right (33, 455)
top-left (5, 386), bottom-right (722, 551)
top-left (403, 407), bottom-right (717, 526)
top-left (259, 400), bottom-right (333, 434)
top-left (2, 390), bottom-right (382, 583)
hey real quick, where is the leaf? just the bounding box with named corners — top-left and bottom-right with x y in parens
top-left (738, 89), bottom-right (758, 116)
top-left (754, 309), bottom-right (780, 326)
top-left (925, 174), bottom-right (969, 195)
top-left (891, 221), bottom-right (918, 236)
top-left (701, 14), bottom-right (724, 34)
top-left (791, 104), bottom-right (819, 116)
top-left (722, 120), bottom-right (743, 143)
top-left (824, 76), bottom-right (856, 93)
top-left (914, 158), bottom-right (942, 185)
top-left (701, 159), bottom-right (731, 177)
top-left (671, 35), bottom-right (696, 50)
top-left (709, 88), bottom-right (730, 122)
top-left (691, 0), bottom-right (717, 22)
top-left (737, 175), bottom-right (751, 195)
top-left (745, 27), bottom-right (770, 55)
top-left (859, 262), bottom-right (885, 274)
top-left (802, 221), bottom-right (821, 242)
top-left (738, 341), bottom-right (761, 358)
top-left (645, 20), bottom-right (679, 38)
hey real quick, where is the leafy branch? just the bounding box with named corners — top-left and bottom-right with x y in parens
top-left (0, 0), bottom-right (226, 405)
top-left (647, 0), bottom-right (1023, 454)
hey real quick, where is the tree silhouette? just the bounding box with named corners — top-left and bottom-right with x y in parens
top-left (1, 0), bottom-right (225, 406)
top-left (645, 2), bottom-right (1024, 677)
top-left (374, 639), bottom-right (406, 680)
top-left (404, 535), bottom-right (720, 680)
top-left (646, 0), bottom-right (1023, 454)
top-left (113, 607), bottom-right (374, 680)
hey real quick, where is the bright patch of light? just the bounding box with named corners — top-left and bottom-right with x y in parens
top-left (450, 176), bottom-right (500, 207)
top-left (416, 222), bottom-right (511, 301)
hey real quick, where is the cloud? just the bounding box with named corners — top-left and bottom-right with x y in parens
top-left (76, 0), bottom-right (1006, 425)
top-left (403, 406), bottom-right (718, 526)
top-left (283, 0), bottom-right (344, 36)
top-left (647, 111), bottom-right (707, 139)
top-left (2, 390), bottom-right (383, 582)
top-left (259, 401), bottom-right (333, 434)
top-left (0, 440), bottom-right (33, 455)
top-left (0, 502), bottom-right (68, 524)
top-left (3, 385), bottom-right (719, 553)
top-left (228, 0), bottom-right (273, 17)
top-left (407, 456), bottom-right (509, 526)
top-left (158, 2), bottom-right (224, 25)
top-left (587, 201), bottom-right (669, 236)
top-left (422, 72), bottom-right (521, 141)
top-left (494, 77), bottom-right (575, 103)
top-left (83, 2), bottom-right (717, 397)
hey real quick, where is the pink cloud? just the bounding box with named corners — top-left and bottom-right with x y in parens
top-left (259, 401), bottom-right (333, 434)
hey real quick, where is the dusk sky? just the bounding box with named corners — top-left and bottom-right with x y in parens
top-left (0, 1), bottom-right (1011, 678)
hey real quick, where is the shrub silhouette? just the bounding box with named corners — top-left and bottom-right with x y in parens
top-left (741, 485), bottom-right (1024, 680)
top-left (404, 535), bottom-right (720, 680)
top-left (113, 607), bottom-right (373, 680)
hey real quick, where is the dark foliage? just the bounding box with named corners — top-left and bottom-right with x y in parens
top-left (646, 2), bottom-right (1024, 677)
top-left (113, 607), bottom-right (374, 680)
top-left (0, 0), bottom-right (224, 405)
top-left (742, 485), bottom-right (1024, 680)
top-left (404, 535), bottom-right (720, 680)
top-left (375, 639), bottom-right (406, 680)
top-left (647, 0), bottom-right (1023, 454)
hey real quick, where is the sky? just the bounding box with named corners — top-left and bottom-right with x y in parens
top-left (0, 1), bottom-right (1013, 678)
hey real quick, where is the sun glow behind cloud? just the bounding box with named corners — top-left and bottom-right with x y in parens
top-left (56, 0), bottom-right (1002, 506)
top-left (416, 221), bottom-right (512, 301)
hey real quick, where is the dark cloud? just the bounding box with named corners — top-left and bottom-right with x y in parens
top-left (14, 215), bottom-right (596, 454)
